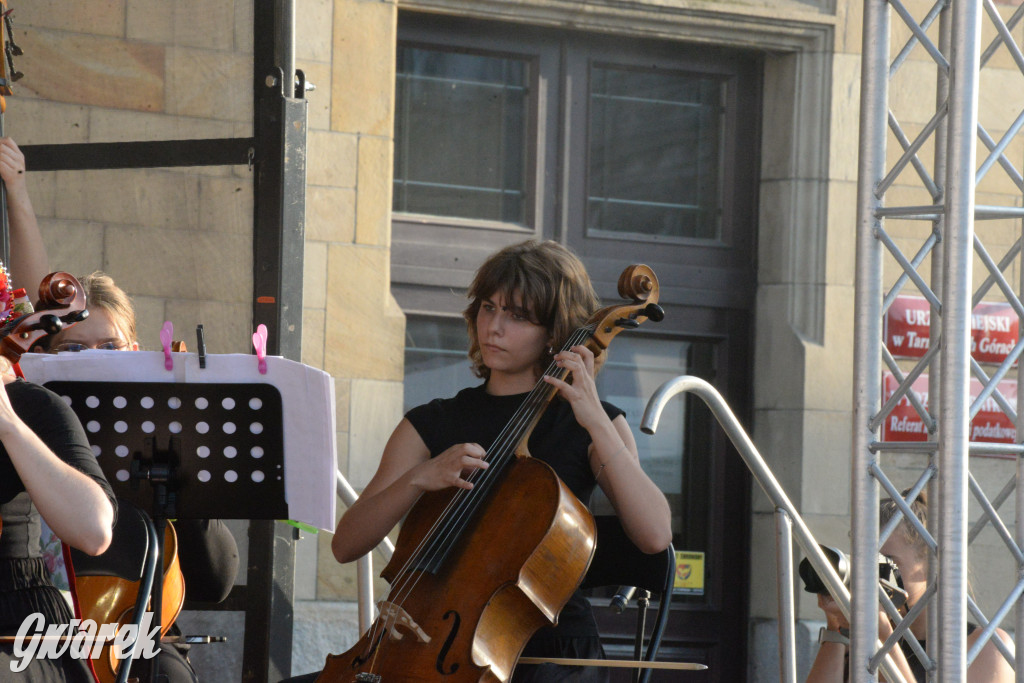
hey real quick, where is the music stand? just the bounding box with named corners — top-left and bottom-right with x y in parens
top-left (45, 379), bottom-right (289, 682)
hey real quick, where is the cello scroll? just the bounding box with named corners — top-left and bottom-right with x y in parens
top-left (587, 264), bottom-right (665, 355)
top-left (0, 271), bottom-right (88, 363)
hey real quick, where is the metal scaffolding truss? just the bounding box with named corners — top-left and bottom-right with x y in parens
top-left (853, 0), bottom-right (1024, 678)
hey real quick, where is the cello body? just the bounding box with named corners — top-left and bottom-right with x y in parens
top-left (318, 456), bottom-right (596, 682)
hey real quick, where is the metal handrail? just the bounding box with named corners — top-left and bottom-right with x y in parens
top-left (641, 375), bottom-right (909, 683)
top-left (336, 469), bottom-right (395, 632)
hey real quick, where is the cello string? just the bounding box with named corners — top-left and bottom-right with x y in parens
top-left (383, 326), bottom-right (594, 614)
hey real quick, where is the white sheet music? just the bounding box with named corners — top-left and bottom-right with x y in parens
top-left (19, 351), bottom-right (337, 531)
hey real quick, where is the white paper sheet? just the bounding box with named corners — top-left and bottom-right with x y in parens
top-left (19, 351), bottom-right (337, 531)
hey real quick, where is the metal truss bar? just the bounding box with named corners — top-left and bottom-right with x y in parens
top-left (967, 586), bottom-right (1022, 667)
top-left (980, 0), bottom-right (1024, 66)
top-left (870, 468), bottom-right (942, 674)
top-left (938, 0), bottom-right (982, 676)
top-left (888, 0), bottom-right (951, 71)
top-left (871, 583), bottom-right (936, 673)
top-left (973, 236), bottom-right (1024, 319)
top-left (967, 471), bottom-right (1024, 562)
top-left (877, 228), bottom-right (942, 306)
top-left (883, 232), bottom-right (940, 312)
top-left (975, 206), bottom-right (1024, 219)
top-left (968, 357), bottom-right (1020, 421)
top-left (876, 205), bottom-right (1024, 219)
top-left (969, 475), bottom-right (1017, 542)
top-left (978, 126), bottom-right (1024, 192)
top-left (882, 108), bottom-right (945, 195)
top-left (981, 0), bottom-right (1024, 74)
top-left (972, 238), bottom-right (1021, 307)
top-left (1016, 449), bottom-right (1024, 683)
top-left (871, 441), bottom-right (1024, 455)
top-left (854, 0), bottom-right (900, 671)
top-left (876, 204), bottom-right (945, 218)
top-left (871, 440), bottom-right (938, 452)
top-left (976, 112), bottom-right (1024, 187)
top-left (890, 0), bottom-right (946, 75)
top-left (883, 346), bottom-right (937, 429)
top-left (969, 443), bottom-right (1024, 456)
top-left (874, 463), bottom-right (938, 550)
top-left (871, 341), bottom-right (941, 431)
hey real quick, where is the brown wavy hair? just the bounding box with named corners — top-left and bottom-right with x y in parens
top-left (463, 240), bottom-right (600, 380)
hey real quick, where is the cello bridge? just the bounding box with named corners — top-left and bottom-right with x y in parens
top-left (377, 600), bottom-right (431, 643)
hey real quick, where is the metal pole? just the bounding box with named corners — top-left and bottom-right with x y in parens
top-left (276, 0), bottom-right (296, 98)
top-left (853, 0), bottom-right (889, 672)
top-left (927, 2), bottom-right (952, 670)
top-left (938, 0), bottom-right (982, 678)
top-left (1017, 184), bottom-right (1024, 683)
top-left (775, 508), bottom-right (797, 683)
top-left (336, 469), bottom-right (394, 633)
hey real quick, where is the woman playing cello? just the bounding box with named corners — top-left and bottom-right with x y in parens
top-left (325, 239), bottom-right (672, 682)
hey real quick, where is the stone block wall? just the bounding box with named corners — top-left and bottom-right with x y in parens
top-left (4, 0), bottom-right (406, 678)
top-left (8, 1), bottom-right (255, 353)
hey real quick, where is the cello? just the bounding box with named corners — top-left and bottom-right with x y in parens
top-left (74, 521), bottom-right (185, 683)
top-left (318, 264), bottom-right (664, 683)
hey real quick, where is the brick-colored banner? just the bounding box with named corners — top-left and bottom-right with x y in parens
top-left (885, 295), bottom-right (1019, 364)
top-left (882, 372), bottom-right (1017, 443)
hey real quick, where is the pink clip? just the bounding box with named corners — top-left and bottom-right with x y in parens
top-left (253, 324), bottom-right (268, 375)
top-left (160, 321), bottom-right (174, 371)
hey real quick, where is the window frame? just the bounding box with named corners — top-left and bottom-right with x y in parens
top-left (392, 17), bottom-right (559, 244)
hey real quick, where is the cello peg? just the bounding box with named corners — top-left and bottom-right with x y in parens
top-left (64, 309), bottom-right (89, 324)
top-left (33, 314), bottom-right (62, 335)
top-left (642, 303), bottom-right (665, 322)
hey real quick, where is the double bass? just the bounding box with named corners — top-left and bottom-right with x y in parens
top-left (318, 265), bottom-right (664, 682)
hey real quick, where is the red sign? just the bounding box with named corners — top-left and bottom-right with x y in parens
top-left (882, 372), bottom-right (1017, 443)
top-left (885, 295), bottom-right (1019, 364)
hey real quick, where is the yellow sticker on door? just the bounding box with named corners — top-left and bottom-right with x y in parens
top-left (674, 551), bottom-right (705, 595)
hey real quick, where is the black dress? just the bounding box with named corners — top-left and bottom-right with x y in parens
top-left (0, 380), bottom-right (117, 682)
top-left (406, 383), bottom-right (624, 683)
